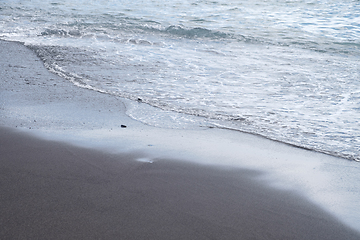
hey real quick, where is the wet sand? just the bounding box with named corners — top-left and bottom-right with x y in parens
top-left (1, 40), bottom-right (360, 239)
top-left (1, 126), bottom-right (359, 239)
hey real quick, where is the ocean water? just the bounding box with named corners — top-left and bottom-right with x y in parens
top-left (1, 0), bottom-right (359, 161)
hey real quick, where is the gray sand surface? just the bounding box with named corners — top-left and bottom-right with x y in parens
top-left (1, 40), bottom-right (360, 239)
top-left (1, 127), bottom-right (360, 239)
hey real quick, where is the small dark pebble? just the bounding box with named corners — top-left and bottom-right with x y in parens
top-left (233, 117), bottom-right (246, 121)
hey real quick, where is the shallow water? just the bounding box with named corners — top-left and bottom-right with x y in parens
top-left (1, 0), bottom-right (359, 160)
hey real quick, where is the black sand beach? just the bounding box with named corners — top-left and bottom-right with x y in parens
top-left (1, 40), bottom-right (360, 239)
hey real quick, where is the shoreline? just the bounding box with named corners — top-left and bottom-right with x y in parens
top-left (1, 39), bottom-right (360, 238)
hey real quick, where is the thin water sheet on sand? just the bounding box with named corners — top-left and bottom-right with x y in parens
top-left (1, 126), bottom-right (359, 240)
